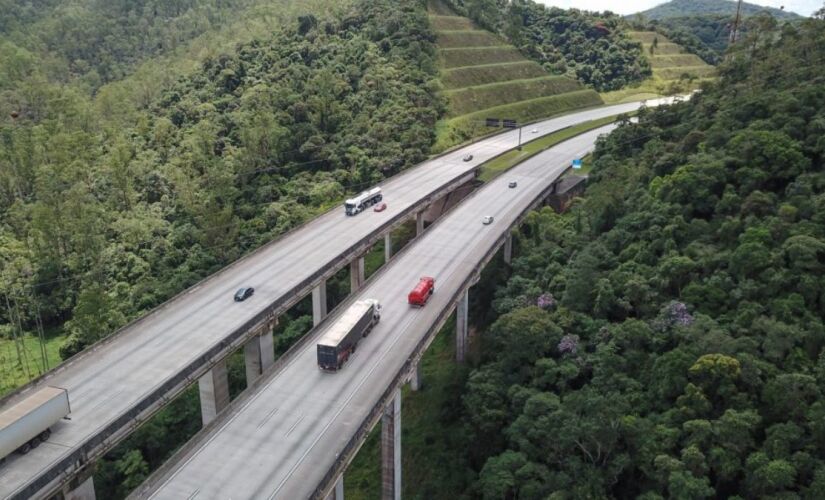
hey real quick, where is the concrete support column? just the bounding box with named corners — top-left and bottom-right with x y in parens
top-left (324, 474), bottom-right (344, 500)
top-left (381, 389), bottom-right (402, 500)
top-left (350, 256), bottom-right (365, 292)
top-left (410, 363), bottom-right (422, 392)
top-left (415, 211), bottom-right (424, 236)
top-left (63, 476), bottom-right (96, 500)
top-left (384, 233), bottom-right (393, 262)
top-left (244, 331), bottom-right (275, 386)
top-left (199, 359), bottom-right (230, 426)
top-left (456, 289), bottom-right (469, 363)
top-left (313, 279), bottom-right (328, 326)
top-left (504, 234), bottom-right (513, 265)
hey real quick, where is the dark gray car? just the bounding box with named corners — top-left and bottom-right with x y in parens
top-left (234, 287), bottom-right (254, 301)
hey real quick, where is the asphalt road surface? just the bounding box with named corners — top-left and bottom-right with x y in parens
top-left (136, 125), bottom-right (617, 499)
top-left (0, 100), bottom-right (670, 499)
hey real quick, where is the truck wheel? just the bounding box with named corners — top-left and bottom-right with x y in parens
top-left (31, 436), bottom-right (41, 449)
top-left (19, 442), bottom-right (31, 454)
top-left (39, 429), bottom-right (51, 441)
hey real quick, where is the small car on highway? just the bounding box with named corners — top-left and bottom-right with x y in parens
top-left (531, 128), bottom-right (538, 134)
top-left (373, 202), bottom-right (387, 212)
top-left (462, 154), bottom-right (473, 162)
top-left (508, 181), bottom-right (517, 188)
top-left (234, 287), bottom-right (254, 301)
top-left (482, 216), bottom-right (494, 225)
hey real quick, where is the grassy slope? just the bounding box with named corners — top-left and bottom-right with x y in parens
top-left (441, 61), bottom-right (547, 88)
top-left (602, 31), bottom-right (715, 103)
top-left (478, 113), bottom-right (630, 181)
top-left (0, 334), bottom-right (63, 397)
top-left (429, 0), bottom-right (602, 151)
top-left (444, 75), bottom-right (584, 116)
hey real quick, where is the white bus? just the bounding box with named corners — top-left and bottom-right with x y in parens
top-left (344, 187), bottom-right (382, 216)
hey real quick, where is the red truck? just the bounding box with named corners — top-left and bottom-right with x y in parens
top-left (408, 277), bottom-right (435, 307)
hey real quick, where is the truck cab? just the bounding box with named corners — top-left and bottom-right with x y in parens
top-left (408, 277), bottom-right (435, 307)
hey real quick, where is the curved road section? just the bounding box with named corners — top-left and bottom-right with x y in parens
top-left (135, 125), bottom-right (618, 499)
top-left (0, 101), bottom-right (668, 499)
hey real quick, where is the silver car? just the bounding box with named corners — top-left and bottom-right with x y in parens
top-left (482, 216), bottom-right (494, 225)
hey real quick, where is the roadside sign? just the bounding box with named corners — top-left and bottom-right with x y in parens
top-left (572, 158), bottom-right (583, 169)
top-left (485, 118), bottom-right (500, 127)
top-left (503, 119), bottom-right (518, 129)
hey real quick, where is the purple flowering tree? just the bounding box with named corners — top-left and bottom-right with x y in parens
top-left (537, 293), bottom-right (556, 311)
top-left (666, 301), bottom-right (694, 326)
top-left (558, 334), bottom-right (580, 355)
top-left (654, 301), bottom-right (694, 331)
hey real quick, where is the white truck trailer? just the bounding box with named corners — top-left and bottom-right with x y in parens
top-left (0, 386), bottom-right (70, 462)
top-left (317, 299), bottom-right (381, 371)
top-left (344, 187), bottom-right (382, 216)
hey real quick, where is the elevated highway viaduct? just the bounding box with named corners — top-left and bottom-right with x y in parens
top-left (133, 124), bottom-right (619, 500)
top-left (0, 100), bottom-right (671, 500)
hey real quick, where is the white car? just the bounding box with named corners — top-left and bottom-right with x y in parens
top-left (531, 128), bottom-right (538, 134)
top-left (482, 216), bottom-right (494, 225)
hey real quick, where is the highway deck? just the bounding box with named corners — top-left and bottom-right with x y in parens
top-left (0, 101), bottom-right (666, 499)
top-left (135, 125), bottom-right (616, 499)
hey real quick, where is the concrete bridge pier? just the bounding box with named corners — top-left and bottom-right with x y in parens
top-left (456, 289), bottom-right (469, 363)
top-left (504, 234), bottom-right (513, 265)
top-left (409, 363), bottom-right (422, 392)
top-left (381, 389), bottom-right (402, 500)
top-left (62, 475), bottom-right (95, 500)
top-left (313, 278), bottom-right (328, 326)
top-left (350, 256), bottom-right (365, 292)
top-left (384, 233), bottom-right (393, 262)
top-left (324, 474), bottom-right (344, 500)
top-left (244, 330), bottom-right (275, 387)
top-left (415, 211), bottom-right (425, 237)
top-left (199, 359), bottom-right (230, 426)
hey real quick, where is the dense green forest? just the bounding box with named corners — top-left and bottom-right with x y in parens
top-left (400, 9), bottom-right (825, 498)
top-left (647, 15), bottom-right (729, 63)
top-left (438, 0), bottom-right (650, 91)
top-left (0, 0), bottom-right (262, 87)
top-left (2, 0), bottom-right (443, 494)
top-left (630, 0), bottom-right (808, 64)
top-left (0, 0), bottom-right (440, 381)
top-left (638, 0), bottom-right (803, 20)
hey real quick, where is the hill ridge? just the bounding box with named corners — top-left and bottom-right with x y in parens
top-left (637, 0), bottom-right (803, 20)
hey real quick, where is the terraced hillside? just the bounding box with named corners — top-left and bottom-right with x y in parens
top-left (632, 31), bottom-right (717, 80)
top-left (603, 31), bottom-right (715, 103)
top-left (430, 0), bottom-right (603, 151)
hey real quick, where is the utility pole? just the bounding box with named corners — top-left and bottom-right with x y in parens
top-left (730, 0), bottom-right (743, 44)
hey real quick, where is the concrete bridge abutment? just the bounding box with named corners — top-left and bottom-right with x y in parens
top-left (61, 475), bottom-right (96, 500)
top-left (313, 279), bottom-right (328, 326)
top-left (350, 256), bottom-right (365, 292)
top-left (381, 389), bottom-right (402, 500)
top-left (199, 359), bottom-right (230, 426)
top-left (244, 330), bottom-right (275, 387)
top-left (456, 289), bottom-right (469, 363)
top-left (324, 474), bottom-right (344, 500)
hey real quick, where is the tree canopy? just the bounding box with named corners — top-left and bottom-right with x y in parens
top-left (439, 13), bottom-right (825, 498)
